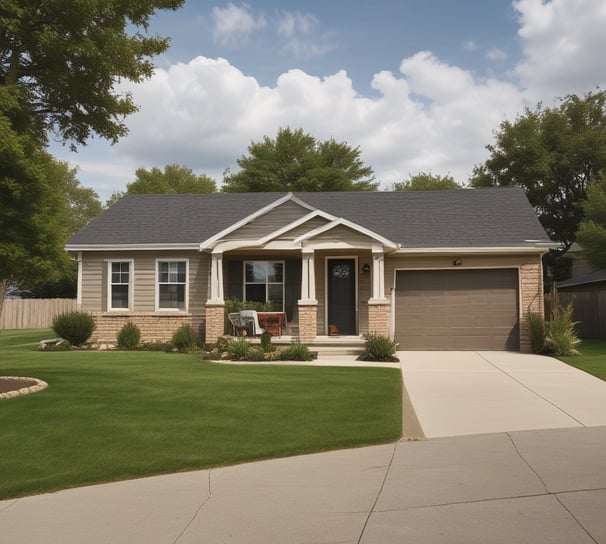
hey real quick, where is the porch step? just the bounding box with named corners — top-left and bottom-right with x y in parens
top-left (270, 335), bottom-right (366, 357)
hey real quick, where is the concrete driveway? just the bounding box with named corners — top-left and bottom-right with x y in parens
top-left (400, 350), bottom-right (606, 438)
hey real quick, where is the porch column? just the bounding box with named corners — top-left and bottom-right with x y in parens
top-left (298, 248), bottom-right (318, 342)
top-left (299, 249), bottom-right (317, 303)
top-left (370, 248), bottom-right (387, 302)
top-left (208, 251), bottom-right (224, 303)
top-left (206, 251), bottom-right (225, 344)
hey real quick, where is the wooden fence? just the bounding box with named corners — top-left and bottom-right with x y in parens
top-left (0, 299), bottom-right (77, 330)
top-left (545, 291), bottom-right (606, 339)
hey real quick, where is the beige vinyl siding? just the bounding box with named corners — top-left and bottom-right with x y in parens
top-left (277, 216), bottom-right (330, 240)
top-left (308, 225), bottom-right (379, 246)
top-left (225, 200), bottom-right (310, 241)
top-left (80, 251), bottom-right (210, 314)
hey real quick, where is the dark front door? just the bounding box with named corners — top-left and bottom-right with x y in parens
top-left (327, 258), bottom-right (356, 335)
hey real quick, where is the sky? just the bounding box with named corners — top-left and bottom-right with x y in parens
top-left (49, 0), bottom-right (606, 202)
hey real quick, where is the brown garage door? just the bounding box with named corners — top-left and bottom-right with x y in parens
top-left (394, 269), bottom-right (519, 350)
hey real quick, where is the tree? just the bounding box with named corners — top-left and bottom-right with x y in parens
top-left (1, 0), bottom-right (184, 147)
top-left (470, 91), bottom-right (606, 255)
top-left (18, 167), bottom-right (103, 298)
top-left (393, 172), bottom-right (461, 191)
top-left (1, 0), bottom-right (183, 321)
top-left (0, 107), bottom-right (71, 316)
top-left (576, 171), bottom-right (606, 269)
top-left (126, 164), bottom-right (217, 195)
top-left (222, 127), bottom-right (378, 192)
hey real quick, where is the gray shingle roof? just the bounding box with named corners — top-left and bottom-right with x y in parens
top-left (67, 187), bottom-right (551, 248)
top-left (557, 269), bottom-right (606, 289)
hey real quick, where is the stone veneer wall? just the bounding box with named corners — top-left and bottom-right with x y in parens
top-left (367, 302), bottom-right (390, 337)
top-left (298, 304), bottom-right (317, 342)
top-left (92, 313), bottom-right (198, 345)
top-left (519, 261), bottom-right (544, 353)
top-left (204, 304), bottom-right (225, 344)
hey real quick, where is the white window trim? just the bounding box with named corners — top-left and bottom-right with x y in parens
top-left (155, 258), bottom-right (189, 312)
top-left (106, 259), bottom-right (134, 312)
top-left (243, 260), bottom-right (285, 311)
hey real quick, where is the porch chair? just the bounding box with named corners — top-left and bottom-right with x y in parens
top-left (228, 312), bottom-right (247, 336)
top-left (239, 310), bottom-right (265, 336)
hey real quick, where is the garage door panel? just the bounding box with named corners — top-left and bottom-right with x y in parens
top-left (395, 269), bottom-right (519, 350)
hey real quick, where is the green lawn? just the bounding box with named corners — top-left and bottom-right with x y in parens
top-left (0, 329), bottom-right (401, 500)
top-left (559, 339), bottom-right (606, 381)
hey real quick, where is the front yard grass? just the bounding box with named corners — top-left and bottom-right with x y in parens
top-left (0, 329), bottom-right (402, 500)
top-left (559, 339), bottom-right (606, 381)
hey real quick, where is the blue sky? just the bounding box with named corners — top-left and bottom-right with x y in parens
top-left (50, 0), bottom-right (606, 201)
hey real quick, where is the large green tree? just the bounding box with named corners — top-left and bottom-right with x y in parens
top-left (1, 0), bottom-right (184, 147)
top-left (470, 91), bottom-right (606, 255)
top-left (0, 0), bottom-right (183, 316)
top-left (576, 171), bottom-right (606, 269)
top-left (127, 164), bottom-right (217, 195)
top-left (0, 107), bottom-right (70, 313)
top-left (393, 172), bottom-right (461, 191)
top-left (223, 127), bottom-right (378, 192)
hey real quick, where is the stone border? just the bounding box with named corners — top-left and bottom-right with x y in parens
top-left (0, 377), bottom-right (48, 400)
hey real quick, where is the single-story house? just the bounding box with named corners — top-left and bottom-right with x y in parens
top-left (66, 187), bottom-right (554, 351)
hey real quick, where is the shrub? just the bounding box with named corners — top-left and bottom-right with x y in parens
top-left (117, 322), bottom-right (141, 350)
top-left (547, 304), bottom-right (581, 356)
top-left (362, 333), bottom-right (398, 361)
top-left (214, 336), bottom-right (232, 353)
top-left (247, 347), bottom-right (267, 361)
top-left (260, 331), bottom-right (275, 353)
top-left (527, 312), bottom-right (547, 354)
top-left (52, 311), bottom-right (95, 346)
top-left (279, 341), bottom-right (314, 361)
top-left (228, 337), bottom-right (251, 359)
top-left (171, 324), bottom-right (198, 352)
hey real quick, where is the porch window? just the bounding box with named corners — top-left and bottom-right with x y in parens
top-left (109, 261), bottom-right (131, 310)
top-left (157, 260), bottom-right (187, 310)
top-left (244, 261), bottom-right (284, 310)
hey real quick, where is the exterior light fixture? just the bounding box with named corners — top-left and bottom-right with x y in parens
top-left (362, 263), bottom-right (370, 273)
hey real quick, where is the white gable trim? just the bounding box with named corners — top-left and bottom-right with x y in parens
top-left (199, 193), bottom-right (317, 250)
top-left (293, 217), bottom-right (398, 250)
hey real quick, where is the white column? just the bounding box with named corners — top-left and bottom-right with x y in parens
top-left (299, 249), bottom-right (317, 304)
top-left (370, 249), bottom-right (386, 301)
top-left (209, 251), bottom-right (224, 303)
top-left (76, 252), bottom-right (83, 307)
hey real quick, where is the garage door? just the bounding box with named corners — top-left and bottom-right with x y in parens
top-left (394, 269), bottom-right (519, 350)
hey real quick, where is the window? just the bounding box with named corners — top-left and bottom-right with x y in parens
top-left (158, 261), bottom-right (187, 310)
top-left (244, 261), bottom-right (284, 310)
top-left (109, 261), bottom-right (131, 310)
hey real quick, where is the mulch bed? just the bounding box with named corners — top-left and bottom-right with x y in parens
top-left (0, 377), bottom-right (41, 394)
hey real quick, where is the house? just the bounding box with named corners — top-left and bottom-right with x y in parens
top-left (66, 188), bottom-right (554, 352)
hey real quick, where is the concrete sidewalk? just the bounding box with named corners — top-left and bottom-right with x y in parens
top-left (2, 426), bottom-right (605, 543)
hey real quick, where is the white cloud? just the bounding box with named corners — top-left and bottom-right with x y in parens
top-left (212, 3), bottom-right (266, 47)
top-left (63, 0), bottom-right (606, 200)
top-left (486, 48), bottom-right (507, 61)
top-left (463, 40), bottom-right (477, 51)
top-left (514, 0), bottom-right (606, 100)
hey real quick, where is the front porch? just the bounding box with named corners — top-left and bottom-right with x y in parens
top-left (203, 249), bottom-right (392, 344)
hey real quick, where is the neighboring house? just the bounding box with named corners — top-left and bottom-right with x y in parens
top-left (66, 188), bottom-right (554, 352)
top-left (556, 269), bottom-right (606, 339)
